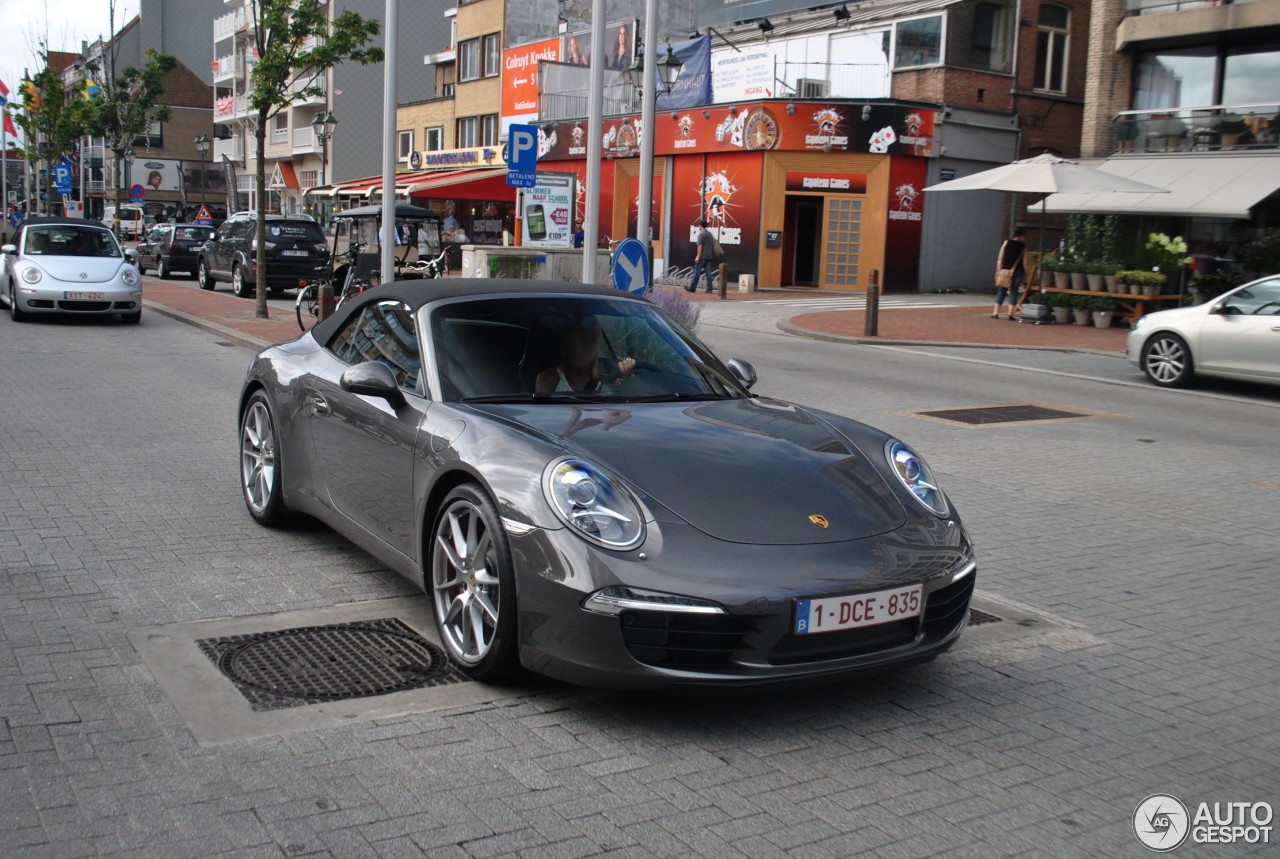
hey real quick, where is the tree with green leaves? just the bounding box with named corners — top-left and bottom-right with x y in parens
top-left (15, 60), bottom-right (88, 216)
top-left (245, 0), bottom-right (383, 319)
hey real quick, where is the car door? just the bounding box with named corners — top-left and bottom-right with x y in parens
top-left (307, 298), bottom-right (429, 557)
top-left (140, 227), bottom-right (164, 267)
top-left (1196, 279), bottom-right (1280, 381)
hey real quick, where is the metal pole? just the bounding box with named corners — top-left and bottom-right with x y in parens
top-left (2, 115), bottom-right (7, 236)
top-left (864, 268), bottom-right (880, 336)
top-left (581, 0), bottom-right (608, 283)
top-left (380, 0), bottom-right (398, 287)
top-left (636, 0), bottom-right (658, 274)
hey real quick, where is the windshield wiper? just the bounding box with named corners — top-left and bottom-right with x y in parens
top-left (459, 393), bottom-right (604, 404)
top-left (619, 392), bottom-right (740, 403)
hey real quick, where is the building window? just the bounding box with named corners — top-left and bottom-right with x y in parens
top-left (481, 114), bottom-right (499, 146)
top-left (1033, 4), bottom-right (1069, 94)
top-left (397, 130), bottom-right (414, 162)
top-left (457, 116), bottom-right (478, 148)
top-left (893, 16), bottom-right (943, 69)
top-left (459, 38), bottom-right (480, 82)
top-left (483, 33), bottom-right (501, 78)
top-left (426, 126), bottom-right (444, 151)
top-left (271, 112), bottom-right (288, 144)
top-left (948, 0), bottom-right (1014, 74)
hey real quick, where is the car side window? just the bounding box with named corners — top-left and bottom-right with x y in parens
top-left (327, 300), bottom-right (422, 392)
top-left (1221, 280), bottom-right (1280, 316)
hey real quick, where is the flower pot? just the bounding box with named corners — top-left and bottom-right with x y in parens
top-left (1141, 285), bottom-right (1160, 298)
top-left (1104, 275), bottom-right (1120, 292)
top-left (1110, 278), bottom-right (1129, 295)
top-left (1086, 273), bottom-right (1105, 291)
top-left (1051, 306), bottom-right (1072, 324)
top-left (1070, 272), bottom-right (1087, 291)
top-left (1054, 272), bottom-right (1070, 289)
top-left (1092, 311), bottom-right (1114, 328)
top-left (1072, 308), bottom-right (1092, 326)
top-left (1040, 270), bottom-right (1053, 288)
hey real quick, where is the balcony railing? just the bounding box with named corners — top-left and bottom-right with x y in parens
top-left (212, 55), bottom-right (243, 82)
top-left (1126, 0), bottom-right (1254, 13)
top-left (1111, 103), bottom-right (1279, 154)
top-left (214, 137), bottom-right (244, 162)
top-left (213, 7), bottom-right (246, 40)
top-left (292, 126), bottom-right (319, 154)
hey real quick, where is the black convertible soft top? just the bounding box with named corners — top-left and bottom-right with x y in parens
top-left (309, 278), bottom-right (641, 345)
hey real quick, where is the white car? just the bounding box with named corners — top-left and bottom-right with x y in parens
top-left (1128, 274), bottom-right (1280, 388)
top-left (1, 218), bottom-right (143, 324)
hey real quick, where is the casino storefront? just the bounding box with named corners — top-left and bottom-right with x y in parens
top-left (534, 99), bottom-right (939, 291)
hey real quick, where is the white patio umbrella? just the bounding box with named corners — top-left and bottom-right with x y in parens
top-left (924, 153), bottom-right (1170, 286)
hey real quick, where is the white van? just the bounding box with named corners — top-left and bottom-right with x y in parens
top-left (102, 205), bottom-right (146, 240)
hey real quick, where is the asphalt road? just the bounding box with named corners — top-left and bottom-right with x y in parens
top-left (1, 307), bottom-right (1276, 858)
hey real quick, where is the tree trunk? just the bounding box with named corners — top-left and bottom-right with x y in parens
top-left (113, 149), bottom-right (124, 237)
top-left (255, 109), bottom-right (269, 319)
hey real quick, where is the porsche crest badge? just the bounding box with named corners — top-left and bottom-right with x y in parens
top-left (808, 514), bottom-right (829, 529)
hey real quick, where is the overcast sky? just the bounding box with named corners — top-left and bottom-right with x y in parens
top-left (1, 0), bottom-right (136, 108)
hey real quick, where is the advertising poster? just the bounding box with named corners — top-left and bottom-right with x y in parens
top-left (884, 156), bottom-right (928, 291)
top-left (121, 158), bottom-right (184, 192)
top-left (656, 35), bottom-right (712, 111)
top-left (182, 160), bottom-right (228, 199)
top-left (501, 38), bottom-right (560, 137)
top-left (565, 160), bottom-right (615, 235)
top-left (564, 19), bottom-right (636, 72)
top-left (626, 173), bottom-right (664, 243)
top-left (520, 172), bottom-right (576, 248)
top-left (711, 48), bottom-right (774, 103)
top-left (668, 153), bottom-right (762, 277)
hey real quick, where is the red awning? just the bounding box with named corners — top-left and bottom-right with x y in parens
top-left (311, 168), bottom-right (514, 201)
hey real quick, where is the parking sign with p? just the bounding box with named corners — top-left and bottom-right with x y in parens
top-left (506, 123), bottom-right (539, 188)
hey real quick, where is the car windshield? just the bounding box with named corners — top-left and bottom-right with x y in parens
top-left (265, 222), bottom-right (325, 242)
top-left (432, 295), bottom-right (747, 404)
top-left (24, 225), bottom-right (121, 258)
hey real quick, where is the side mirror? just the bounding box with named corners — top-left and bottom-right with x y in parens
top-left (340, 361), bottom-right (406, 407)
top-left (1, 244), bottom-right (15, 255)
top-left (124, 248), bottom-right (139, 263)
top-left (726, 357), bottom-right (758, 390)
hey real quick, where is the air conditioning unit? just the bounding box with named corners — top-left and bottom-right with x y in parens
top-left (797, 78), bottom-right (829, 99)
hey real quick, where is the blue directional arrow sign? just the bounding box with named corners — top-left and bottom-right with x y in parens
top-left (506, 123), bottom-right (538, 188)
top-left (611, 237), bottom-right (650, 297)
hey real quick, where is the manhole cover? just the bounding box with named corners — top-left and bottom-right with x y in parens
top-left (967, 608), bottom-right (1003, 626)
top-left (918, 404), bottom-right (1088, 425)
top-left (198, 618), bottom-right (468, 711)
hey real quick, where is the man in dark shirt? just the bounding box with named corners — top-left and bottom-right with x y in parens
top-left (686, 218), bottom-right (716, 293)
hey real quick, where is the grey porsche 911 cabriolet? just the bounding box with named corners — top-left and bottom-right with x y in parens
top-left (238, 280), bottom-right (976, 689)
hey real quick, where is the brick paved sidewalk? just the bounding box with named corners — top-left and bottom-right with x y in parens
top-left (784, 305), bottom-right (1130, 353)
top-left (142, 281), bottom-right (300, 348)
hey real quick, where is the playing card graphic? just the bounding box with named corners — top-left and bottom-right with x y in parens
top-left (869, 126), bottom-right (898, 153)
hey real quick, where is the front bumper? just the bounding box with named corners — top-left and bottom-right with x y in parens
top-left (509, 519), bottom-right (976, 690)
top-left (14, 283), bottom-right (142, 315)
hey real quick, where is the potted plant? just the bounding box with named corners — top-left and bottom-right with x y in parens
top-left (1090, 295), bottom-right (1117, 328)
top-left (1043, 255), bottom-right (1069, 290)
top-left (1047, 291), bottom-right (1073, 325)
top-left (1071, 293), bottom-right (1093, 326)
top-left (1086, 262), bottom-right (1106, 292)
top-left (1102, 261), bottom-right (1123, 294)
top-left (1145, 233), bottom-right (1191, 295)
top-left (1068, 260), bottom-right (1088, 292)
top-left (1119, 270), bottom-right (1166, 297)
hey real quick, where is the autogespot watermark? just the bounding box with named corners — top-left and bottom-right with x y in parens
top-left (1133, 794), bottom-right (1274, 851)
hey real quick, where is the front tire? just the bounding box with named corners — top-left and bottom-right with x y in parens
top-left (1141, 333), bottom-right (1194, 388)
top-left (232, 263), bottom-right (250, 298)
top-left (240, 392), bottom-right (287, 526)
top-left (430, 485), bottom-right (519, 681)
top-left (9, 283), bottom-right (27, 322)
top-left (158, 257), bottom-right (171, 279)
top-left (197, 259), bottom-right (214, 290)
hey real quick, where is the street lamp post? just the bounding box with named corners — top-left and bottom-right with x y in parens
top-left (635, 32), bottom-right (682, 275)
top-left (122, 148), bottom-right (135, 239)
top-left (193, 133), bottom-right (211, 215)
top-left (311, 111), bottom-right (338, 320)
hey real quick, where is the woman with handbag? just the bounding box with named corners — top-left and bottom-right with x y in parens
top-left (991, 227), bottom-right (1027, 320)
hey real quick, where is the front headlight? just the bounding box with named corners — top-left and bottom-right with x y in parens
top-left (121, 267), bottom-right (140, 287)
top-left (543, 457), bottom-right (645, 550)
top-left (886, 440), bottom-right (948, 516)
top-left (20, 266), bottom-right (42, 285)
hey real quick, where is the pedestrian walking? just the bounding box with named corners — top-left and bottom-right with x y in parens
top-left (992, 227), bottom-right (1027, 320)
top-left (687, 218), bottom-right (717, 294)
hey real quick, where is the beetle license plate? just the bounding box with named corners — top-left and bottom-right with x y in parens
top-left (281, 250), bottom-right (309, 257)
top-left (64, 291), bottom-right (105, 300)
top-left (794, 584), bottom-right (922, 635)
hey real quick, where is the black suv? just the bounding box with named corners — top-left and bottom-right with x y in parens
top-left (196, 215), bottom-right (328, 296)
top-left (137, 223), bottom-right (216, 279)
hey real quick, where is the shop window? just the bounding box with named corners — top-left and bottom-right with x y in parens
top-left (457, 116), bottom-right (478, 148)
top-left (397, 130), bottom-right (414, 162)
top-left (459, 38), bottom-right (480, 82)
top-left (481, 114), bottom-right (499, 146)
top-left (483, 34), bottom-right (501, 78)
top-left (426, 127), bottom-right (444, 151)
top-left (948, 0), bottom-right (1014, 74)
top-left (893, 16), bottom-right (943, 69)
top-left (1033, 4), bottom-right (1069, 94)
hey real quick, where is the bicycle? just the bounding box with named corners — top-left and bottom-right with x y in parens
top-left (295, 242), bottom-right (369, 331)
top-left (400, 248), bottom-right (449, 279)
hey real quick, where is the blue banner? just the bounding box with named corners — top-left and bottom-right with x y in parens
top-left (656, 35), bottom-right (711, 111)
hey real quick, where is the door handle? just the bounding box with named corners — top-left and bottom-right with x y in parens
top-left (311, 393), bottom-right (330, 415)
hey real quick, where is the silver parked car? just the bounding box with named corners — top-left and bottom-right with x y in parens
top-left (1, 218), bottom-right (143, 323)
top-left (1129, 275), bottom-right (1280, 388)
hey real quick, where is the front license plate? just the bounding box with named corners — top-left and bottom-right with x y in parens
top-left (281, 250), bottom-right (309, 257)
top-left (794, 584), bottom-right (922, 635)
top-left (64, 291), bottom-right (105, 300)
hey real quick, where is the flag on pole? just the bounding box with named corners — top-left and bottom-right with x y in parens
top-left (0, 79), bottom-right (10, 107)
top-left (3, 112), bottom-right (16, 138)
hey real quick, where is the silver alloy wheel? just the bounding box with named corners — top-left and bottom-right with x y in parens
top-left (1145, 335), bottom-right (1188, 384)
top-left (158, 257), bottom-right (169, 279)
top-left (232, 264), bottom-right (245, 297)
top-left (198, 260), bottom-right (211, 289)
top-left (432, 500), bottom-right (501, 664)
top-left (240, 401), bottom-right (276, 514)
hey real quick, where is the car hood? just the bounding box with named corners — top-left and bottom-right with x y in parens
top-left (475, 398), bottom-right (907, 545)
top-left (25, 256), bottom-right (128, 285)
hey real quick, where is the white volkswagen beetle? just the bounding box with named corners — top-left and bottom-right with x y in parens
top-left (1, 218), bottom-right (143, 324)
top-left (1128, 274), bottom-right (1280, 388)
